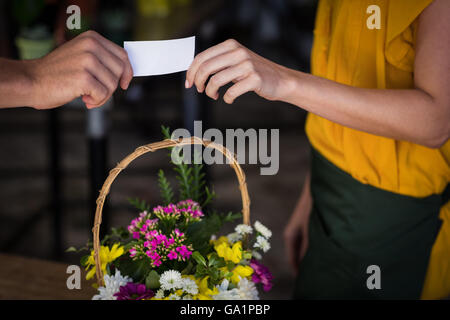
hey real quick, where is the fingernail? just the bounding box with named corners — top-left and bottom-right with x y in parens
top-left (185, 80), bottom-right (189, 88)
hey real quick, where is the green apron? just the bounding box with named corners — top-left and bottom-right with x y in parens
top-left (294, 148), bottom-right (448, 299)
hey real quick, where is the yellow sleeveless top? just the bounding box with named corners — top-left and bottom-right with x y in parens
top-left (305, 0), bottom-right (450, 299)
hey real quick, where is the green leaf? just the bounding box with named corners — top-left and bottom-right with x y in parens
top-left (145, 270), bottom-right (161, 289)
top-left (115, 257), bottom-right (152, 283)
top-left (158, 169), bottom-right (174, 205)
top-left (111, 227), bottom-right (130, 240)
top-left (128, 197), bottom-right (151, 212)
top-left (175, 163), bottom-right (193, 200)
top-left (243, 252), bottom-right (252, 260)
top-left (186, 214), bottom-right (222, 255)
top-left (181, 261), bottom-right (194, 275)
top-left (160, 125), bottom-right (215, 206)
top-left (201, 186), bottom-right (216, 208)
top-left (192, 251), bottom-right (207, 267)
top-left (223, 211), bottom-right (242, 223)
top-left (123, 241), bottom-right (138, 251)
top-left (80, 255), bottom-right (90, 267)
top-left (161, 125), bottom-right (172, 140)
top-left (65, 246), bottom-right (78, 253)
top-left (226, 261), bottom-right (236, 271)
top-left (191, 152), bottom-right (205, 202)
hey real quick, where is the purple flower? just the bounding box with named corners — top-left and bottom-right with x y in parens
top-left (249, 259), bottom-right (273, 292)
top-left (114, 282), bottom-right (154, 300)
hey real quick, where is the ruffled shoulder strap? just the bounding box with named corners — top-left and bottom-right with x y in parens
top-left (385, 0), bottom-right (433, 72)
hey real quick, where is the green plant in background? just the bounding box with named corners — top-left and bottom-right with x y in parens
top-left (12, 0), bottom-right (45, 29)
top-left (11, 0), bottom-right (54, 60)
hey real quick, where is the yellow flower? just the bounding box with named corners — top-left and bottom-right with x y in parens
top-left (85, 243), bottom-right (124, 280)
top-left (175, 289), bottom-right (184, 296)
top-left (211, 236), bottom-right (229, 246)
top-left (193, 293), bottom-right (213, 300)
top-left (230, 265), bottom-right (253, 284)
top-left (191, 276), bottom-right (218, 300)
top-left (214, 241), bottom-right (242, 264)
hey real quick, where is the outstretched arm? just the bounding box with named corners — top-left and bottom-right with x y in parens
top-left (186, 0), bottom-right (450, 148)
top-left (0, 30), bottom-right (133, 110)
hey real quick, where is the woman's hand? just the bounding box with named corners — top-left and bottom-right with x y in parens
top-left (185, 39), bottom-right (294, 104)
top-left (283, 172), bottom-right (312, 275)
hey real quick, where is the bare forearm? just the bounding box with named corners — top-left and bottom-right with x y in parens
top-left (0, 58), bottom-right (35, 108)
top-left (282, 71), bottom-right (450, 148)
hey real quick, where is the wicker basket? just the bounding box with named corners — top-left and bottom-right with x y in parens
top-left (92, 136), bottom-right (251, 286)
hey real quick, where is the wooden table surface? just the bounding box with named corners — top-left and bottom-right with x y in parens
top-left (0, 253), bottom-right (97, 300)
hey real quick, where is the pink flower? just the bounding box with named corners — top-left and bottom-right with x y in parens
top-left (129, 248), bottom-right (137, 258)
top-left (153, 259), bottom-right (162, 267)
top-left (176, 245), bottom-right (192, 259)
top-left (167, 250), bottom-right (178, 260)
top-left (174, 228), bottom-right (184, 237)
top-left (132, 232), bottom-right (140, 239)
top-left (156, 234), bottom-right (167, 244)
top-left (166, 237), bottom-right (175, 246)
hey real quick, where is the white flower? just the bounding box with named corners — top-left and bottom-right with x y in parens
top-left (213, 279), bottom-right (240, 300)
top-left (92, 270), bottom-right (131, 300)
top-left (217, 278), bottom-right (232, 293)
top-left (254, 221), bottom-right (272, 239)
top-left (168, 293), bottom-right (181, 300)
top-left (210, 235), bottom-right (217, 241)
top-left (227, 232), bottom-right (242, 243)
top-left (237, 277), bottom-right (259, 300)
top-left (251, 250), bottom-right (262, 260)
top-left (254, 236), bottom-right (271, 253)
top-left (235, 224), bottom-right (253, 236)
top-left (159, 270), bottom-right (182, 291)
top-left (155, 289), bottom-right (165, 299)
top-left (181, 278), bottom-right (198, 295)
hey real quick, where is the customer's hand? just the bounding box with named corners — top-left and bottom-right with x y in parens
top-left (28, 30), bottom-right (133, 109)
top-left (283, 172), bottom-right (312, 275)
top-left (185, 39), bottom-right (294, 104)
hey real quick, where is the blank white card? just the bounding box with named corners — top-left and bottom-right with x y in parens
top-left (124, 36), bottom-right (195, 77)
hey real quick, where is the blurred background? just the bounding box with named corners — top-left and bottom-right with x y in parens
top-left (0, 0), bottom-right (317, 299)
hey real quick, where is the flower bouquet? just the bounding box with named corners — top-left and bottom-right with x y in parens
top-left (73, 128), bottom-right (273, 300)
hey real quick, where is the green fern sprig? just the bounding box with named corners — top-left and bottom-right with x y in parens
top-left (128, 197), bottom-right (151, 212)
top-left (158, 169), bottom-right (174, 205)
top-left (159, 125), bottom-right (215, 206)
top-left (174, 162), bottom-right (194, 200)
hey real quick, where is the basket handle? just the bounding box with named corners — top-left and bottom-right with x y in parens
top-left (92, 136), bottom-right (251, 286)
